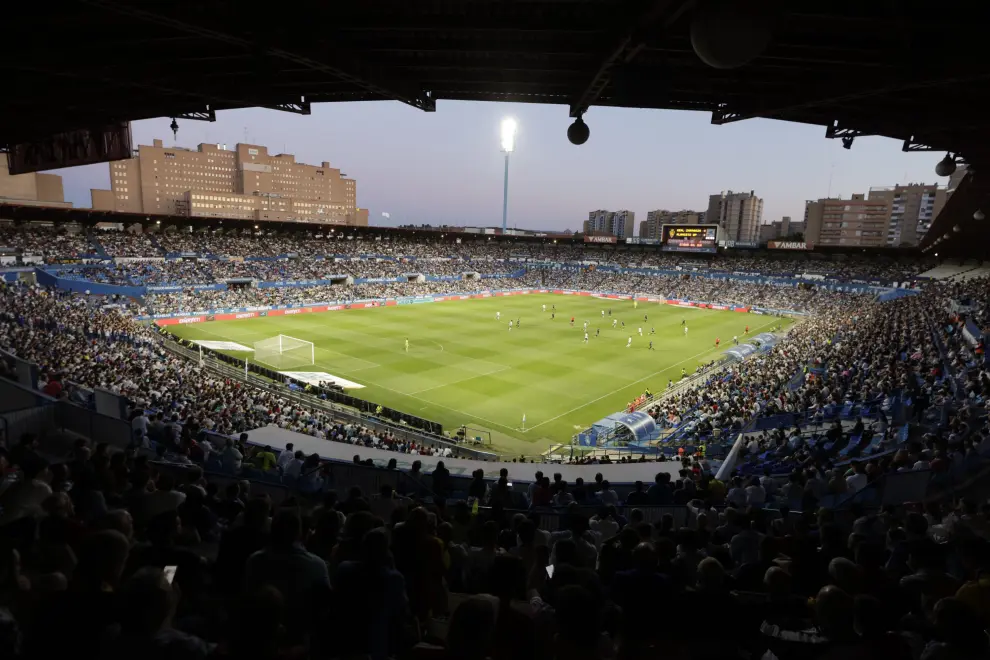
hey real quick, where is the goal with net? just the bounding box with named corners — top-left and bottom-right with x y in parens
top-left (253, 335), bottom-right (315, 370)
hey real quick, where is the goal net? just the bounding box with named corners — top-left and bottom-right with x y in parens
top-left (253, 335), bottom-right (315, 370)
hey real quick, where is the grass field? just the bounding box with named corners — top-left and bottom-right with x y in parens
top-left (166, 295), bottom-right (791, 455)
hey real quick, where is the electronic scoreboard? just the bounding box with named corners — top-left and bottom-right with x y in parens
top-left (661, 224), bottom-right (719, 253)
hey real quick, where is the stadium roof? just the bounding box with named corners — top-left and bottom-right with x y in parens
top-left (4, 1), bottom-right (990, 255)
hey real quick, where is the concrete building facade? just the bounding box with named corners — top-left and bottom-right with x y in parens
top-left (878, 183), bottom-right (946, 247)
top-left (90, 139), bottom-right (366, 226)
top-left (639, 209), bottom-right (706, 239)
top-left (804, 193), bottom-right (889, 247)
top-left (706, 190), bottom-right (763, 243)
top-left (584, 209), bottom-right (635, 238)
top-left (759, 215), bottom-right (806, 244)
top-left (803, 182), bottom-right (946, 248)
top-left (0, 159), bottom-right (70, 208)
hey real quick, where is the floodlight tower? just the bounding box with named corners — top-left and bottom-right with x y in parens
top-left (500, 118), bottom-right (517, 234)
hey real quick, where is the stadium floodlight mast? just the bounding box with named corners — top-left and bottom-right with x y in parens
top-left (500, 117), bottom-right (517, 234)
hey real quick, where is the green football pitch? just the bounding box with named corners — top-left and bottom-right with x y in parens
top-left (165, 294), bottom-right (791, 456)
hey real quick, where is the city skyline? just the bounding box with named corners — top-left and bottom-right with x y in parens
top-left (47, 100), bottom-right (951, 233)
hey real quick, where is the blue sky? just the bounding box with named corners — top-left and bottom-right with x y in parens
top-left (52, 101), bottom-right (947, 233)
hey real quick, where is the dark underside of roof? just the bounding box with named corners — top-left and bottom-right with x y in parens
top-left (3, 0), bottom-right (990, 256)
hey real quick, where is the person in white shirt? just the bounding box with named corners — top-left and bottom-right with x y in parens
top-left (131, 411), bottom-right (149, 438)
top-left (0, 457), bottom-right (52, 525)
top-left (589, 507), bottom-right (620, 542)
top-left (726, 477), bottom-right (748, 508)
top-left (142, 473), bottom-right (187, 520)
top-left (222, 439), bottom-right (243, 473)
top-left (845, 463), bottom-right (868, 492)
top-left (284, 451), bottom-right (305, 479)
top-left (745, 478), bottom-right (766, 506)
top-left (277, 443), bottom-right (295, 469)
top-left (598, 480), bottom-right (619, 506)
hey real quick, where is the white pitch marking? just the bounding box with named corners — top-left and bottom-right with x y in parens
top-left (519, 317), bottom-right (780, 433)
top-left (407, 366), bottom-right (511, 395)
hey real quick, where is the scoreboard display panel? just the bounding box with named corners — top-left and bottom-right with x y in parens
top-left (661, 224), bottom-right (719, 253)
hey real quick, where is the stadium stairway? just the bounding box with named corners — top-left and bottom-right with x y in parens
top-left (146, 233), bottom-right (166, 255)
top-left (85, 229), bottom-right (110, 258)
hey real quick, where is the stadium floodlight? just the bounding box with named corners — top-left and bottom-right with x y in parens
top-left (254, 334), bottom-right (315, 370)
top-left (500, 117), bottom-right (517, 234)
top-left (500, 118), bottom-right (517, 153)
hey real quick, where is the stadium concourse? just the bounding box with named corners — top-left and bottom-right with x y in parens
top-left (1, 228), bottom-right (989, 660)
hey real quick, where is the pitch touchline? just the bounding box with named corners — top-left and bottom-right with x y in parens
top-left (518, 317), bottom-right (781, 433)
top-left (407, 366), bottom-right (511, 395)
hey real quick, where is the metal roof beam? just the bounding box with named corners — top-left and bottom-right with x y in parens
top-left (711, 70), bottom-right (990, 125)
top-left (80, 0), bottom-right (435, 112)
top-left (569, 0), bottom-right (694, 118)
top-left (262, 100), bottom-right (312, 116)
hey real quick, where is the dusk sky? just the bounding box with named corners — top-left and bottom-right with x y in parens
top-left (52, 101), bottom-right (948, 233)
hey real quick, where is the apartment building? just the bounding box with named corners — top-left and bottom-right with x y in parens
top-left (639, 209), bottom-right (706, 239)
top-left (706, 190), bottom-right (763, 243)
top-left (804, 193), bottom-right (890, 247)
top-left (90, 139), bottom-right (367, 226)
top-left (584, 209), bottom-right (636, 238)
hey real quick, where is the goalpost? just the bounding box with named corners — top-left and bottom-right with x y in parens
top-left (253, 335), bottom-right (315, 370)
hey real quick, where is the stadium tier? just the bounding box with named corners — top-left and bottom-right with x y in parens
top-left (1, 228), bottom-right (988, 660)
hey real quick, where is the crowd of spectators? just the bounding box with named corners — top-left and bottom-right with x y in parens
top-left (2, 234), bottom-right (990, 657)
top-left (94, 232), bottom-right (159, 258)
top-left (134, 267), bottom-right (870, 316)
top-left (142, 281), bottom-right (479, 314)
top-left (529, 268), bottom-right (868, 314)
top-left (0, 225), bottom-right (93, 261)
top-left (2, 224), bottom-right (941, 282)
top-left (1, 422), bottom-right (989, 659)
top-left (0, 284), bottom-right (460, 464)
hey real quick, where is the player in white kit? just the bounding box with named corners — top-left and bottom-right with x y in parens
top-left (583, 332), bottom-right (589, 343)
top-left (612, 319), bottom-right (618, 328)
top-left (627, 336), bottom-right (632, 348)
top-left (508, 320), bottom-right (513, 331)
top-left (542, 304), bottom-right (546, 312)
top-left (601, 310), bottom-right (605, 318)
top-left (684, 325), bottom-right (688, 335)
top-left (638, 327), bottom-right (643, 336)
top-left (496, 312), bottom-right (500, 321)
top-left (405, 338), bottom-right (409, 352)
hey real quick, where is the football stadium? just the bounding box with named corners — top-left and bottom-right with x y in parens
top-left (2, 2), bottom-right (990, 659)
top-left (165, 292), bottom-right (794, 455)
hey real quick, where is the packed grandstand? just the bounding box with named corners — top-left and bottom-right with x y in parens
top-left (0, 224), bottom-right (988, 660)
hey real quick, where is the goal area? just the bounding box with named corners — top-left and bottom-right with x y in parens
top-left (253, 335), bottom-right (315, 370)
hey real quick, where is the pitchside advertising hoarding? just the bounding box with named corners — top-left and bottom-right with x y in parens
top-left (583, 235), bottom-right (617, 244)
top-left (661, 224), bottom-right (719, 253)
